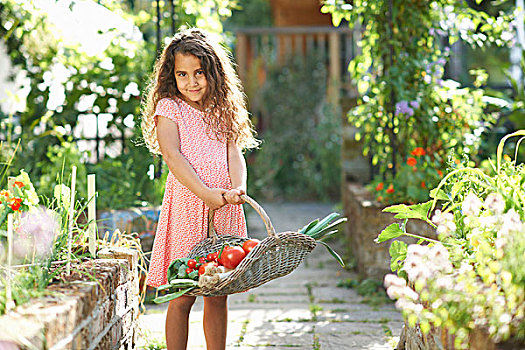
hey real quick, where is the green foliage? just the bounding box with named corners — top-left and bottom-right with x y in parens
top-left (1, 0), bottom-right (239, 210)
top-left (322, 0), bottom-right (513, 203)
top-left (86, 140), bottom-right (166, 210)
top-left (224, 0), bottom-right (273, 29)
top-left (248, 53), bottom-right (342, 201)
top-left (380, 131), bottom-right (525, 347)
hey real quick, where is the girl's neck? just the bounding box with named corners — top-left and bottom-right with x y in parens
top-left (181, 97), bottom-right (205, 111)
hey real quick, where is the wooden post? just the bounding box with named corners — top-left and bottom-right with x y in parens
top-left (67, 166), bottom-right (77, 275)
top-left (5, 214), bottom-right (15, 311)
top-left (87, 174), bottom-right (97, 257)
top-left (236, 33), bottom-right (248, 82)
top-left (328, 31), bottom-right (341, 105)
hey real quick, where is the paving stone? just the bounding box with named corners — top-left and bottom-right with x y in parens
top-left (242, 320), bottom-right (315, 348)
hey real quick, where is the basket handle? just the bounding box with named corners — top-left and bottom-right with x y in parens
top-left (207, 194), bottom-right (277, 243)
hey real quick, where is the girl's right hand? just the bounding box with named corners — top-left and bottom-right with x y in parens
top-left (203, 188), bottom-right (227, 210)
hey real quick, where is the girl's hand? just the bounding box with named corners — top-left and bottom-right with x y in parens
top-left (203, 188), bottom-right (227, 210)
top-left (223, 187), bottom-right (246, 205)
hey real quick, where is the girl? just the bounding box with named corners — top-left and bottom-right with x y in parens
top-left (140, 28), bottom-right (259, 350)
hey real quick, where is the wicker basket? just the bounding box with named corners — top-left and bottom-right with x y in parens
top-left (185, 195), bottom-right (317, 297)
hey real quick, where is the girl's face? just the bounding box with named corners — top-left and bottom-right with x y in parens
top-left (174, 53), bottom-right (208, 107)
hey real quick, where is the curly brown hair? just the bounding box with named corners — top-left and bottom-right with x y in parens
top-left (140, 28), bottom-right (259, 154)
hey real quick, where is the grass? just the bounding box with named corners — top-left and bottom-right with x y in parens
top-left (141, 338), bottom-right (166, 350)
top-left (337, 278), bottom-right (391, 308)
top-left (235, 319), bottom-right (250, 346)
top-left (318, 297), bottom-right (346, 304)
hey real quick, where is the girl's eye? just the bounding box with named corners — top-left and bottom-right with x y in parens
top-left (196, 70), bottom-right (204, 76)
top-left (177, 72), bottom-right (187, 77)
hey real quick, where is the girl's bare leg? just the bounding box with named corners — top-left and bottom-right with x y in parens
top-left (203, 295), bottom-right (228, 350)
top-left (166, 295), bottom-right (196, 350)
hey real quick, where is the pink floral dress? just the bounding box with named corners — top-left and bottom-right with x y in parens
top-left (146, 97), bottom-right (247, 288)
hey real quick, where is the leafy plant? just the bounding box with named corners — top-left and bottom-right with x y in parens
top-left (321, 0), bottom-right (513, 203)
top-left (378, 130), bottom-right (525, 348)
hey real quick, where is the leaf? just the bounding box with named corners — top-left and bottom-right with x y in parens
top-left (317, 241), bottom-right (345, 267)
top-left (153, 287), bottom-right (195, 304)
top-left (383, 201), bottom-right (432, 221)
top-left (450, 181), bottom-right (464, 200)
top-left (299, 218), bottom-right (319, 234)
top-left (429, 188), bottom-right (448, 201)
top-left (310, 218), bottom-right (347, 239)
top-left (375, 223), bottom-right (404, 243)
top-left (305, 213), bottom-right (340, 237)
top-left (389, 240), bottom-right (407, 273)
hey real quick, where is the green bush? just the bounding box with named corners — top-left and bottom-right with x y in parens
top-left (247, 53), bottom-right (342, 201)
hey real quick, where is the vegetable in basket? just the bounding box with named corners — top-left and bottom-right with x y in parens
top-left (154, 212), bottom-right (346, 303)
top-left (298, 212), bottom-right (347, 267)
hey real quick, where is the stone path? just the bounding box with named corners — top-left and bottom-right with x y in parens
top-left (137, 202), bottom-right (404, 349)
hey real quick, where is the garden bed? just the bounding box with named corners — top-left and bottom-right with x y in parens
top-left (0, 248), bottom-right (139, 349)
top-left (343, 182), bottom-right (437, 280)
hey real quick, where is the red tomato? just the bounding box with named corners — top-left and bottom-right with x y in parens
top-left (198, 261), bottom-right (218, 275)
top-left (242, 239), bottom-right (260, 255)
top-left (198, 257), bottom-right (207, 264)
top-left (207, 252), bottom-right (217, 262)
top-left (221, 246), bottom-right (246, 269)
top-left (185, 267), bottom-right (193, 274)
top-left (187, 259), bottom-right (197, 269)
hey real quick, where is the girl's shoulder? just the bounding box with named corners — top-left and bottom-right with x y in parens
top-left (155, 97), bottom-right (183, 122)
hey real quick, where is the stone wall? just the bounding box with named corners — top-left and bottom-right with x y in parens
top-left (0, 248), bottom-right (139, 350)
top-left (343, 182), bottom-right (437, 280)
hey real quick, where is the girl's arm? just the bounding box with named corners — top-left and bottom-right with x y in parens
top-left (224, 140), bottom-right (247, 205)
top-left (156, 116), bottom-right (226, 210)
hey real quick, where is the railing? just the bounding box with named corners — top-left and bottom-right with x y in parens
top-left (234, 26), bottom-right (357, 106)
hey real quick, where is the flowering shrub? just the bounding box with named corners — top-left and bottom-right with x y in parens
top-left (0, 171), bottom-right (39, 230)
top-left (322, 0), bottom-right (512, 204)
top-left (369, 147), bottom-right (444, 204)
top-left (376, 131), bottom-right (525, 348)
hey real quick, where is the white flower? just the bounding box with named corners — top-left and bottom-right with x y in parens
top-left (384, 274), bottom-right (407, 288)
top-left (499, 209), bottom-right (523, 237)
top-left (435, 275), bottom-right (454, 289)
top-left (432, 210), bottom-right (456, 236)
top-left (395, 299), bottom-right (424, 314)
top-left (499, 313), bottom-right (512, 324)
top-left (484, 193), bottom-right (505, 214)
top-left (386, 285), bottom-right (405, 299)
top-left (478, 214), bottom-right (498, 229)
top-left (407, 244), bottom-right (429, 257)
top-left (432, 209), bottom-right (454, 225)
top-left (403, 254), bottom-right (431, 283)
top-left (428, 243), bottom-right (452, 272)
top-left (462, 193), bottom-right (483, 216)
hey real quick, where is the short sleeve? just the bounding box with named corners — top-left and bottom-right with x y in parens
top-left (154, 98), bottom-right (181, 124)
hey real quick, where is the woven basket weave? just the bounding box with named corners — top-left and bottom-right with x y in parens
top-left (185, 195), bottom-right (317, 297)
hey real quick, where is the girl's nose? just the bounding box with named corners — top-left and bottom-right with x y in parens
top-left (190, 76), bottom-right (198, 86)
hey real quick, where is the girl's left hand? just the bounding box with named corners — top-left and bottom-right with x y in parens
top-left (223, 187), bottom-right (246, 205)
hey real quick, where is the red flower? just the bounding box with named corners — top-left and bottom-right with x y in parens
top-left (421, 181), bottom-right (426, 188)
top-left (411, 147), bottom-right (426, 156)
top-left (377, 196), bottom-right (383, 202)
top-left (386, 184), bottom-right (395, 194)
top-left (407, 157), bottom-right (417, 167)
top-left (437, 170), bottom-right (443, 177)
top-left (375, 182), bottom-right (384, 191)
top-left (10, 197), bottom-right (22, 211)
top-left (13, 181), bottom-right (25, 188)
